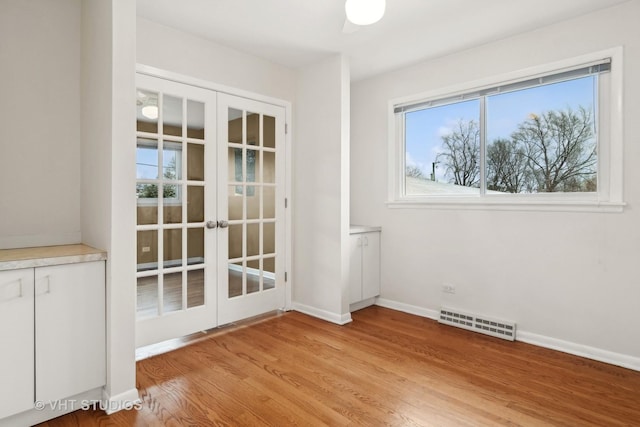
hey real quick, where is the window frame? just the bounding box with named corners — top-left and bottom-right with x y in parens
top-left (387, 48), bottom-right (625, 213)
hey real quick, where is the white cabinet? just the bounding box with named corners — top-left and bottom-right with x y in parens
top-left (0, 248), bottom-right (105, 421)
top-left (349, 230), bottom-right (381, 305)
top-left (0, 269), bottom-right (34, 419)
top-left (35, 262), bottom-right (106, 403)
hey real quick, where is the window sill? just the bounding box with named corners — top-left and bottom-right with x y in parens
top-left (386, 197), bottom-right (626, 213)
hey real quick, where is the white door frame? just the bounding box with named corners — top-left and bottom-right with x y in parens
top-left (136, 64), bottom-right (293, 314)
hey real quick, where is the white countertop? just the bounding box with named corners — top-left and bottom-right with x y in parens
top-left (0, 244), bottom-right (107, 271)
top-left (350, 225), bottom-right (382, 234)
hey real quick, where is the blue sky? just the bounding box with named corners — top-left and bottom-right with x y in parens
top-left (405, 76), bottom-right (596, 182)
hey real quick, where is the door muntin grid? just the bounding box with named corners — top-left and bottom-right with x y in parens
top-left (226, 109), bottom-right (277, 299)
top-left (136, 89), bottom-right (207, 318)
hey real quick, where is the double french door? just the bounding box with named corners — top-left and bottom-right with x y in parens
top-left (135, 75), bottom-right (286, 347)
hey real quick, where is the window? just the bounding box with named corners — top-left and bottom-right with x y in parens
top-left (136, 139), bottom-right (183, 205)
top-left (388, 49), bottom-right (624, 212)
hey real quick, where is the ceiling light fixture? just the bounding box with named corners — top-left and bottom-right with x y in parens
top-left (141, 105), bottom-right (158, 120)
top-left (345, 0), bottom-right (386, 26)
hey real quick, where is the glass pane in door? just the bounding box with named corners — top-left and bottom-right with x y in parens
top-left (225, 107), bottom-right (277, 300)
top-left (187, 100), bottom-right (205, 139)
top-left (187, 269), bottom-right (205, 308)
top-left (136, 87), bottom-right (210, 322)
top-left (163, 95), bottom-right (183, 137)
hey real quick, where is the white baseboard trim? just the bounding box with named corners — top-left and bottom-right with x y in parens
top-left (349, 297), bottom-right (377, 312)
top-left (517, 330), bottom-right (640, 372)
top-left (375, 298), bottom-right (439, 320)
top-left (292, 302), bottom-right (352, 325)
top-left (0, 387), bottom-right (102, 427)
top-left (102, 387), bottom-right (141, 415)
top-left (375, 298), bottom-right (640, 372)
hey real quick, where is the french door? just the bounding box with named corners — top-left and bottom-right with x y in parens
top-left (135, 75), bottom-right (217, 347)
top-left (135, 75), bottom-right (287, 346)
top-left (217, 94), bottom-right (286, 325)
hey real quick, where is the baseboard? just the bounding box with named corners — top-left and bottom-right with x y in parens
top-left (292, 302), bottom-right (352, 325)
top-left (102, 387), bottom-right (141, 415)
top-left (375, 298), bottom-right (439, 320)
top-left (0, 387), bottom-right (102, 427)
top-left (375, 298), bottom-right (640, 372)
top-left (349, 297), bottom-right (376, 312)
top-left (517, 330), bottom-right (640, 372)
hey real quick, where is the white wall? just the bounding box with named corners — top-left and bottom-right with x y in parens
top-left (136, 18), bottom-right (296, 102)
top-left (81, 0), bottom-right (138, 408)
top-left (0, 0), bottom-right (82, 249)
top-left (351, 1), bottom-right (640, 366)
top-left (293, 54), bottom-right (352, 323)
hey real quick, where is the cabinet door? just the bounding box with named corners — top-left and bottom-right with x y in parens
top-left (0, 269), bottom-right (34, 418)
top-left (35, 261), bottom-right (106, 402)
top-left (362, 232), bottom-right (381, 300)
top-left (348, 235), bottom-right (363, 304)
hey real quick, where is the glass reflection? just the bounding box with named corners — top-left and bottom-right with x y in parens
top-left (228, 224), bottom-right (243, 259)
top-left (136, 139), bottom-right (158, 179)
top-left (137, 230), bottom-right (157, 271)
top-left (163, 95), bottom-right (183, 137)
top-left (187, 269), bottom-right (205, 308)
top-left (263, 115), bottom-right (275, 148)
top-left (137, 90), bottom-right (158, 133)
top-left (163, 271), bottom-right (183, 313)
top-left (136, 275), bottom-right (158, 318)
top-left (228, 108), bottom-right (243, 144)
top-left (163, 229), bottom-right (182, 268)
top-left (187, 186), bottom-right (204, 222)
top-left (187, 100), bottom-right (205, 139)
top-left (228, 261), bottom-right (244, 298)
top-left (187, 228), bottom-right (204, 263)
top-left (187, 143), bottom-right (204, 181)
top-left (228, 185), bottom-right (243, 221)
top-left (247, 259), bottom-right (260, 294)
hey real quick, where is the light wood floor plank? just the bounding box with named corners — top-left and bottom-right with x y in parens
top-left (38, 306), bottom-right (640, 426)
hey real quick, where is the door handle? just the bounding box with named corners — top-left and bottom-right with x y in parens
top-left (35, 275), bottom-right (51, 296)
top-left (217, 220), bottom-right (229, 229)
top-left (0, 279), bottom-right (23, 302)
top-left (206, 220), bottom-right (217, 229)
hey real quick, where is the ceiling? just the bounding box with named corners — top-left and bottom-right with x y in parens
top-left (137, 0), bottom-right (629, 82)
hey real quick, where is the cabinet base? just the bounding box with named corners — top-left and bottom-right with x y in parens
top-left (0, 387), bottom-right (103, 427)
top-left (349, 296), bottom-right (377, 312)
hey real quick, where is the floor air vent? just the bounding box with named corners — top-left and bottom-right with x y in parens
top-left (439, 307), bottom-right (516, 341)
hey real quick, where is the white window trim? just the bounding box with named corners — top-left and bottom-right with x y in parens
top-left (387, 47), bottom-right (625, 213)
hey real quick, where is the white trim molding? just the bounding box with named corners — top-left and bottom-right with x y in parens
top-left (102, 387), bottom-right (142, 415)
top-left (135, 62), bottom-right (294, 316)
top-left (375, 298), bottom-right (640, 372)
top-left (517, 330), bottom-right (640, 372)
top-left (0, 388), bottom-right (103, 427)
top-left (292, 302), bottom-right (353, 325)
top-left (375, 298), bottom-right (439, 320)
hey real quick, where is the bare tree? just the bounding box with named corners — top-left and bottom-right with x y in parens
top-left (436, 119), bottom-right (480, 187)
top-left (513, 107), bottom-right (596, 192)
top-left (486, 138), bottom-right (533, 193)
top-left (405, 165), bottom-right (426, 179)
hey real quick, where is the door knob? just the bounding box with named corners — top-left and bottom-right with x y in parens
top-left (206, 221), bottom-right (217, 229)
top-left (217, 220), bottom-right (229, 228)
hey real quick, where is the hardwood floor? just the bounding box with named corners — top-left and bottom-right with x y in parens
top-left (39, 306), bottom-right (640, 426)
